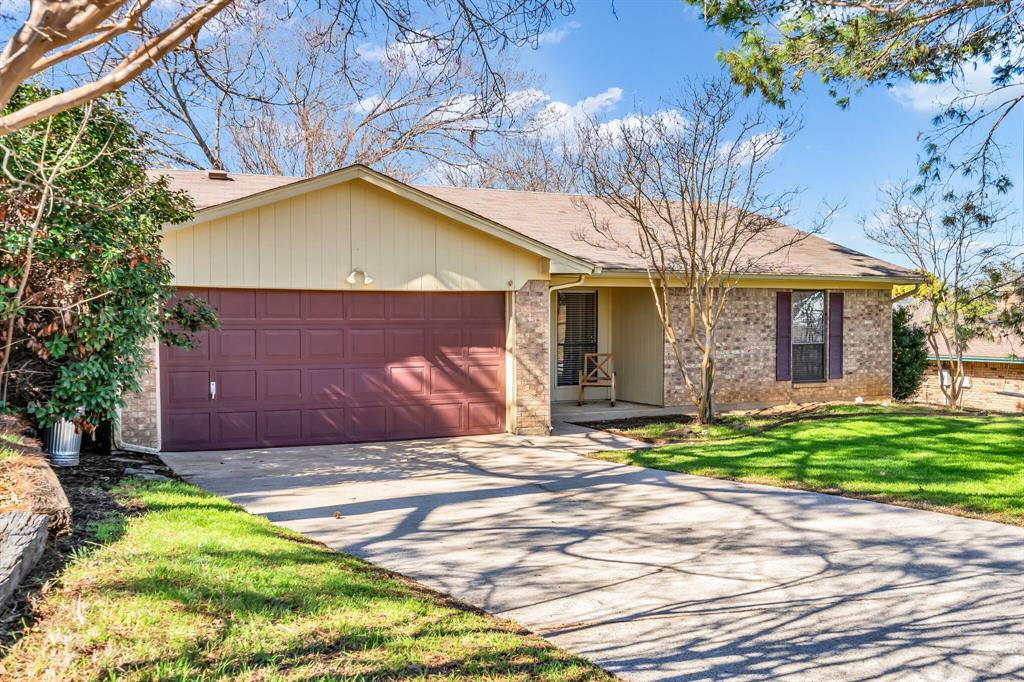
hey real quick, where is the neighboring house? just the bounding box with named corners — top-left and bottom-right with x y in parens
top-left (118, 165), bottom-right (919, 452)
top-left (916, 336), bottom-right (1024, 413)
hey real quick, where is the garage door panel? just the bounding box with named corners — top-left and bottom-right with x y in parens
top-left (262, 329), bottom-right (302, 361)
top-left (306, 329), bottom-right (345, 359)
top-left (388, 328), bottom-right (425, 360)
top-left (466, 364), bottom-right (502, 393)
top-left (215, 411), bottom-right (258, 443)
top-left (428, 294), bottom-right (462, 320)
top-left (430, 366), bottom-right (464, 394)
top-left (305, 291), bottom-right (344, 319)
top-left (215, 289), bottom-right (257, 320)
top-left (306, 408), bottom-right (346, 439)
top-left (388, 293), bottom-right (426, 320)
top-left (263, 369), bottom-right (302, 400)
top-left (166, 331), bottom-right (210, 364)
top-left (216, 370), bottom-right (257, 401)
top-left (347, 292), bottom-right (386, 319)
top-left (216, 330), bottom-right (256, 362)
top-left (167, 413), bottom-right (211, 446)
top-left (349, 406), bottom-right (387, 440)
top-left (428, 329), bottom-right (464, 359)
top-left (468, 401), bottom-right (502, 430)
top-left (348, 329), bottom-right (387, 360)
top-left (347, 367), bottom-right (389, 398)
top-left (261, 291), bottom-right (302, 319)
top-left (162, 289), bottom-right (505, 451)
top-left (429, 403), bottom-right (464, 432)
top-left (167, 370), bottom-right (210, 403)
top-left (464, 293), bottom-right (505, 320)
top-left (390, 366), bottom-right (426, 396)
top-left (262, 410), bottom-right (302, 440)
top-left (390, 404), bottom-right (427, 437)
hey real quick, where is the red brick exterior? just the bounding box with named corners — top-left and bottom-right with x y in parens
top-left (512, 279), bottom-right (552, 434)
top-left (664, 287), bottom-right (892, 407)
top-left (916, 360), bottom-right (1024, 413)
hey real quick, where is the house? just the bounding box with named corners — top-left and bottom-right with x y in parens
top-left (916, 335), bottom-right (1024, 413)
top-left (117, 164), bottom-right (920, 452)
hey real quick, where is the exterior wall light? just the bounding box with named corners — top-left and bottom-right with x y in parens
top-left (346, 269), bottom-right (374, 285)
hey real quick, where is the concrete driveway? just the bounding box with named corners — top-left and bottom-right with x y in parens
top-left (163, 425), bottom-right (1024, 681)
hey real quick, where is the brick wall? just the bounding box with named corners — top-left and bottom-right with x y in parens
top-left (513, 279), bottom-right (551, 435)
top-left (117, 339), bottom-right (160, 452)
top-left (916, 360), bottom-right (1024, 413)
top-left (664, 287), bottom-right (892, 408)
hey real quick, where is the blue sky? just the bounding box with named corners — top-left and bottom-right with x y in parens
top-left (511, 1), bottom-right (1024, 265)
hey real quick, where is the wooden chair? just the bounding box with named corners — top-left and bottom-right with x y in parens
top-left (578, 352), bottom-right (616, 406)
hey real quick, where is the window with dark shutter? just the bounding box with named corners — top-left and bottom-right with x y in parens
top-left (776, 291), bottom-right (791, 381)
top-left (792, 291), bottom-right (826, 382)
top-left (556, 291), bottom-right (597, 386)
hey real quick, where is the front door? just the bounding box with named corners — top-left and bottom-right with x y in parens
top-left (556, 291), bottom-right (598, 388)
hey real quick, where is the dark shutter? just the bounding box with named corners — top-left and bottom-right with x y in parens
top-left (828, 292), bottom-right (844, 379)
top-left (776, 291), bottom-right (791, 381)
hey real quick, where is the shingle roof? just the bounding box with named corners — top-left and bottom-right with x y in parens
top-left (149, 167), bottom-right (919, 280)
top-left (147, 169), bottom-right (303, 210)
top-left (909, 303), bottom-right (1024, 363)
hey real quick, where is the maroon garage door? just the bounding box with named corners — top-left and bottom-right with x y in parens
top-left (160, 288), bottom-right (506, 451)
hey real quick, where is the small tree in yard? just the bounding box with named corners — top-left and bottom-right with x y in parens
top-left (574, 77), bottom-right (827, 424)
top-left (0, 84), bottom-right (215, 432)
top-left (891, 306), bottom-right (929, 402)
top-left (865, 181), bottom-right (1008, 409)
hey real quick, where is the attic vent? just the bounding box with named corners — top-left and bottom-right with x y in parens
top-left (207, 169), bottom-right (230, 180)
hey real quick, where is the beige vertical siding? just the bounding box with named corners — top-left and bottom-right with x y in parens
top-left (163, 179), bottom-right (547, 291)
top-left (611, 287), bottom-right (665, 405)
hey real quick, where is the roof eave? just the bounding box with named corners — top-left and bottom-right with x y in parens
top-left (582, 269), bottom-right (925, 285)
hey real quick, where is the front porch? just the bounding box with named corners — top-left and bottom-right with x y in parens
top-left (549, 284), bottom-right (667, 416)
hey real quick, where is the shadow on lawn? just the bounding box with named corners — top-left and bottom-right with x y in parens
top-left (66, 482), bottom-right (609, 681)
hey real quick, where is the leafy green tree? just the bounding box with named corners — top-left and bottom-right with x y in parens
top-left (891, 306), bottom-right (929, 401)
top-left (0, 84), bottom-right (216, 431)
top-left (687, 0), bottom-right (1023, 187)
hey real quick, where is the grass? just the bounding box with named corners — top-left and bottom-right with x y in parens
top-left (590, 405), bottom-right (1024, 525)
top-left (1, 479), bottom-right (610, 681)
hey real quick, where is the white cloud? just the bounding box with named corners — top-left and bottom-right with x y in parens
top-left (537, 20), bottom-right (581, 46)
top-left (890, 60), bottom-right (1024, 113)
top-left (535, 86), bottom-right (623, 138)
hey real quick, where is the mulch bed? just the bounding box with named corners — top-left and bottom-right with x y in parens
top-left (0, 438), bottom-right (177, 651)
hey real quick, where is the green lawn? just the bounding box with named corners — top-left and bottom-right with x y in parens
top-left (591, 407), bottom-right (1024, 524)
top-left (1, 480), bottom-right (609, 681)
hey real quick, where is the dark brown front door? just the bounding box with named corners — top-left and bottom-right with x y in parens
top-left (160, 288), bottom-right (506, 451)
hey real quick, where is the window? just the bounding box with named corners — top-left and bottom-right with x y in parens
top-left (556, 291), bottom-right (597, 386)
top-left (792, 291), bottom-right (826, 382)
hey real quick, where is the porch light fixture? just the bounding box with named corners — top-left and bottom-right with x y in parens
top-left (346, 269), bottom-right (373, 285)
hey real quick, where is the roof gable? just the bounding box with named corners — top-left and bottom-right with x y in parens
top-left (152, 165), bottom-right (593, 275)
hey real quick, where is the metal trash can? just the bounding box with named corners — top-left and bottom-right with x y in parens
top-left (44, 412), bottom-right (83, 467)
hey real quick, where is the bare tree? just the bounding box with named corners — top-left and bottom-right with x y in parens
top-left (1, 0), bottom-right (573, 139)
top-left (864, 181), bottom-right (1011, 408)
top-left (574, 78), bottom-right (827, 424)
top-left (0, 0), bottom-right (233, 134)
top-left (439, 128), bottom-right (580, 191)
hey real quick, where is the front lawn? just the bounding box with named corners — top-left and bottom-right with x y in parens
top-left (589, 405), bottom-right (1024, 524)
top-left (1, 479), bottom-right (609, 681)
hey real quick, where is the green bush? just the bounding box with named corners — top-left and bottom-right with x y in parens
top-left (0, 85), bottom-right (216, 429)
top-left (892, 306), bottom-right (929, 401)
